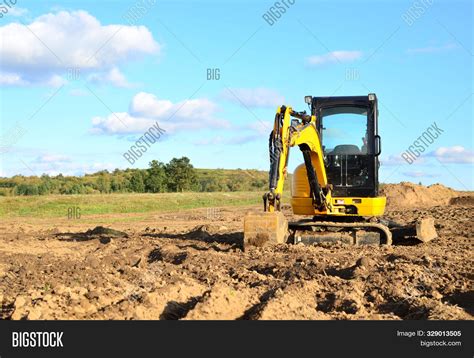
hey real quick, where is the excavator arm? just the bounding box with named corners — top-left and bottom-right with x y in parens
top-left (263, 105), bottom-right (332, 213)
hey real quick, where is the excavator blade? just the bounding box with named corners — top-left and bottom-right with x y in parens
top-left (243, 212), bottom-right (288, 248)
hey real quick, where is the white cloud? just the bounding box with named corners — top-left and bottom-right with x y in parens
top-left (91, 112), bottom-right (156, 135)
top-left (0, 72), bottom-right (27, 85)
top-left (220, 87), bottom-right (285, 108)
top-left (130, 92), bottom-right (219, 120)
top-left (130, 92), bottom-right (174, 118)
top-left (34, 161), bottom-right (117, 177)
top-left (380, 154), bottom-right (410, 166)
top-left (88, 67), bottom-right (135, 88)
top-left (6, 7), bottom-right (28, 17)
top-left (402, 171), bottom-right (439, 178)
top-left (34, 154), bottom-right (71, 163)
top-left (0, 10), bottom-right (160, 86)
top-left (46, 74), bottom-right (68, 87)
top-left (0, 72), bottom-right (67, 87)
top-left (382, 146), bottom-right (473, 167)
top-left (428, 146), bottom-right (474, 164)
top-left (407, 43), bottom-right (457, 54)
top-left (306, 51), bottom-right (363, 66)
top-left (17, 154), bottom-right (116, 176)
top-left (91, 92), bottom-right (230, 135)
top-left (2, 148), bottom-right (123, 177)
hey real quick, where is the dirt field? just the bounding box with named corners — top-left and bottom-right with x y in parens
top-left (0, 183), bottom-right (472, 320)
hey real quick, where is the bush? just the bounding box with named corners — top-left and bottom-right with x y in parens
top-left (15, 184), bottom-right (39, 195)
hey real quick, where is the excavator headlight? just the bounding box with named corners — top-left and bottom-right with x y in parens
top-left (368, 93), bottom-right (376, 101)
top-left (304, 96), bottom-right (312, 104)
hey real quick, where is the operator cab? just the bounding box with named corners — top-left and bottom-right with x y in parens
top-left (307, 94), bottom-right (381, 197)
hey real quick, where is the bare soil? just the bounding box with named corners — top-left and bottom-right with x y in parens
top-left (0, 184), bottom-right (472, 320)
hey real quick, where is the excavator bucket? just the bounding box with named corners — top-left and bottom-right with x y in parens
top-left (387, 217), bottom-right (438, 243)
top-left (243, 212), bottom-right (288, 248)
top-left (416, 217), bottom-right (438, 243)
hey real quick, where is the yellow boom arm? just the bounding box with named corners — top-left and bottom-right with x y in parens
top-left (264, 105), bottom-right (332, 212)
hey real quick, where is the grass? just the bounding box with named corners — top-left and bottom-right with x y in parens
top-left (0, 191), bottom-right (290, 219)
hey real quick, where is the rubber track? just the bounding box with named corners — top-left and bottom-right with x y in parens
top-left (289, 221), bottom-right (392, 245)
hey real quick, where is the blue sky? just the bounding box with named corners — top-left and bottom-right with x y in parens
top-left (1, 0), bottom-right (472, 189)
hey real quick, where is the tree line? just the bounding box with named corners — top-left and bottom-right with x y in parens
top-left (0, 157), bottom-right (270, 196)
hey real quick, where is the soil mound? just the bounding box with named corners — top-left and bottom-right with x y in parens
top-left (449, 196), bottom-right (474, 206)
top-left (381, 182), bottom-right (459, 208)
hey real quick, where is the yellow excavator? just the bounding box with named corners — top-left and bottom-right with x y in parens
top-left (244, 94), bottom-right (436, 247)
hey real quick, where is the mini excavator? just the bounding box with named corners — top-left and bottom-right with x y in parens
top-left (244, 94), bottom-right (437, 247)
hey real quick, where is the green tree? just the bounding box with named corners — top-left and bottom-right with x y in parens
top-left (59, 181), bottom-right (83, 194)
top-left (165, 157), bottom-right (197, 192)
top-left (96, 173), bottom-right (111, 193)
top-left (111, 176), bottom-right (128, 192)
top-left (38, 174), bottom-right (53, 195)
top-left (145, 160), bottom-right (167, 193)
top-left (69, 183), bottom-right (85, 194)
top-left (227, 180), bottom-right (243, 192)
top-left (200, 177), bottom-right (220, 192)
top-left (129, 171), bottom-right (145, 193)
top-left (15, 184), bottom-right (39, 195)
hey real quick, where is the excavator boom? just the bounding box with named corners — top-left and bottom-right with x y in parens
top-left (264, 106), bottom-right (331, 213)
